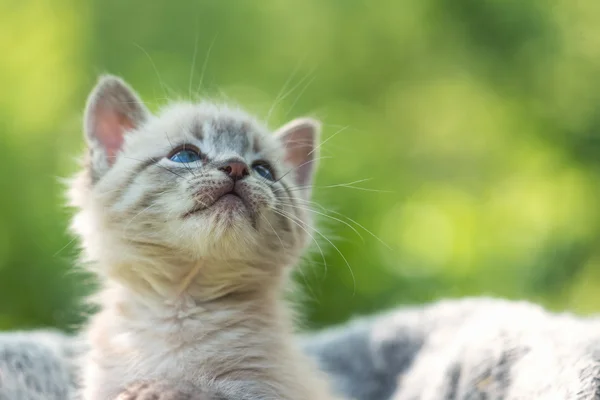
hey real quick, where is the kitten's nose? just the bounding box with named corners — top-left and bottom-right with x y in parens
top-left (219, 160), bottom-right (249, 181)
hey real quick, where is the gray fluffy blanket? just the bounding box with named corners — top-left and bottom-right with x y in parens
top-left (2, 297), bottom-right (600, 400)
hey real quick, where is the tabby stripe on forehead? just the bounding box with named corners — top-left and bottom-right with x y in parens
top-left (191, 119), bottom-right (204, 141)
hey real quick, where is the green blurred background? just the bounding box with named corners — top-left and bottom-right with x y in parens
top-left (2, 0), bottom-right (600, 333)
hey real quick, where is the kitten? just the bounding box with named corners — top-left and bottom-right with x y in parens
top-left (69, 75), bottom-right (343, 400)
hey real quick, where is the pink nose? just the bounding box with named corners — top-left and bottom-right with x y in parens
top-left (219, 161), bottom-right (249, 181)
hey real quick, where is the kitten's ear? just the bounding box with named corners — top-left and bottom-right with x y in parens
top-left (274, 118), bottom-right (320, 196)
top-left (84, 75), bottom-right (149, 174)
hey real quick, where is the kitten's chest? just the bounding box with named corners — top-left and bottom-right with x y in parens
top-left (92, 312), bottom-right (270, 380)
top-left (90, 333), bottom-right (297, 400)
top-left (103, 326), bottom-right (224, 381)
top-left (85, 300), bottom-right (336, 400)
top-left (85, 315), bottom-right (338, 400)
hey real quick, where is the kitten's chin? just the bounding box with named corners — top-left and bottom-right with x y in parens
top-left (210, 193), bottom-right (253, 219)
top-left (174, 203), bottom-right (258, 258)
top-left (185, 193), bottom-right (253, 222)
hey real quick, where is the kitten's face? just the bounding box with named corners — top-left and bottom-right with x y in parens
top-left (71, 76), bottom-right (319, 291)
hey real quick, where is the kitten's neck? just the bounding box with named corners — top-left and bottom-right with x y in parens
top-left (93, 269), bottom-right (297, 356)
top-left (90, 256), bottom-right (298, 359)
top-left (99, 280), bottom-right (288, 325)
top-left (97, 255), bottom-right (288, 305)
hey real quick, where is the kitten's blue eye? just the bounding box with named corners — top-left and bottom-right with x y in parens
top-left (253, 163), bottom-right (275, 181)
top-left (169, 148), bottom-right (202, 163)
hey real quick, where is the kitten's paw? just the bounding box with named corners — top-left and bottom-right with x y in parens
top-left (116, 381), bottom-right (213, 400)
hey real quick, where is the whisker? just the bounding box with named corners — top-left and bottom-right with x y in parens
top-left (328, 185), bottom-right (394, 193)
top-left (259, 211), bottom-right (319, 292)
top-left (283, 74), bottom-right (317, 119)
top-left (114, 100), bottom-right (163, 108)
top-left (119, 156), bottom-right (188, 180)
top-left (278, 197), bottom-right (393, 251)
top-left (132, 43), bottom-right (173, 101)
top-left (326, 178), bottom-right (373, 186)
top-left (270, 156), bottom-right (332, 187)
top-left (276, 180), bottom-right (394, 194)
top-left (181, 144), bottom-right (198, 178)
top-left (255, 141), bottom-right (319, 158)
top-left (164, 132), bottom-right (197, 178)
top-left (308, 126), bottom-right (349, 157)
top-left (271, 67), bottom-right (316, 118)
top-left (272, 178), bottom-right (371, 194)
top-left (266, 59), bottom-right (304, 124)
top-left (270, 208), bottom-right (328, 280)
top-left (275, 208), bottom-right (356, 296)
top-left (124, 202), bottom-right (158, 233)
top-left (280, 202), bottom-right (364, 243)
top-left (188, 29), bottom-right (201, 100)
top-left (255, 141), bottom-right (334, 174)
top-left (261, 213), bottom-right (286, 251)
top-left (195, 34), bottom-right (219, 98)
top-left (53, 236), bottom-right (79, 257)
top-left (158, 166), bottom-right (189, 180)
top-left (193, 194), bottom-right (211, 208)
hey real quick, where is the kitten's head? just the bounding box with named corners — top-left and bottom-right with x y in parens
top-left (70, 76), bottom-right (319, 298)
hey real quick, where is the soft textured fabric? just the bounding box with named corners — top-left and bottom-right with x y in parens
top-left (3, 297), bottom-right (600, 400)
top-left (0, 330), bottom-right (77, 400)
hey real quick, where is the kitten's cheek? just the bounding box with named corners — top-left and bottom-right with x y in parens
top-left (236, 186), bottom-right (274, 213)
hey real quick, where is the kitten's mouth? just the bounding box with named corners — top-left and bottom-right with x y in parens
top-left (214, 192), bottom-right (246, 210)
top-left (184, 190), bottom-right (248, 218)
